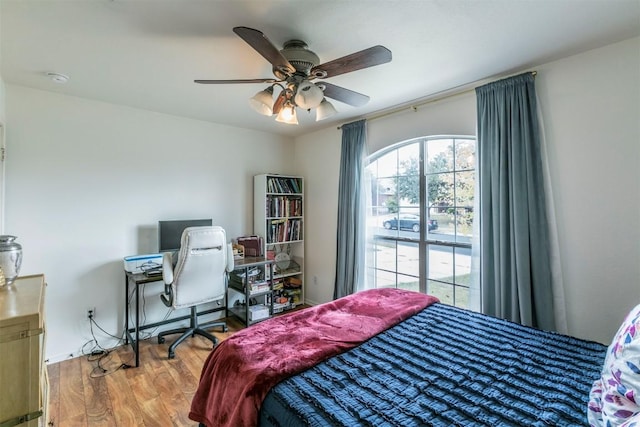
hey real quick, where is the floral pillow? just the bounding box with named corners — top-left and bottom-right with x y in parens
top-left (588, 303), bottom-right (640, 427)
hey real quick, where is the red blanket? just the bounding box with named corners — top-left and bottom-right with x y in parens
top-left (189, 288), bottom-right (438, 427)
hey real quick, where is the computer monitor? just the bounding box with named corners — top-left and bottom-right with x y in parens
top-left (158, 218), bottom-right (213, 253)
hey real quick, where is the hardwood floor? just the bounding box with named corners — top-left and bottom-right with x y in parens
top-left (47, 317), bottom-right (246, 427)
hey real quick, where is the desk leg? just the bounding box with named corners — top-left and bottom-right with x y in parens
top-left (135, 277), bottom-right (140, 367)
top-left (125, 273), bottom-right (129, 345)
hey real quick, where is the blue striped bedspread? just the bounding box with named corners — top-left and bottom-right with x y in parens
top-left (259, 303), bottom-right (607, 427)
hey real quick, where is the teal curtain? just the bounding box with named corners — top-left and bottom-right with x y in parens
top-left (476, 72), bottom-right (555, 331)
top-left (334, 119), bottom-right (367, 299)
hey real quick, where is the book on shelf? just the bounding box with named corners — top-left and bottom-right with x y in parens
top-left (267, 218), bottom-right (302, 243)
top-left (272, 278), bottom-right (284, 290)
top-left (267, 176), bottom-right (302, 194)
top-left (266, 196), bottom-right (303, 217)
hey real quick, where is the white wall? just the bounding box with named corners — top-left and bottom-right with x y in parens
top-left (5, 86), bottom-right (294, 361)
top-left (0, 80), bottom-right (6, 232)
top-left (295, 37), bottom-right (640, 344)
top-left (536, 37), bottom-right (640, 343)
top-left (291, 125), bottom-right (342, 305)
top-left (0, 4), bottom-right (6, 231)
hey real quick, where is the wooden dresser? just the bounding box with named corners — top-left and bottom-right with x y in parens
top-left (0, 274), bottom-right (47, 427)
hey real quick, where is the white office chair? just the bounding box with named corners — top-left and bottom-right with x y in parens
top-left (157, 226), bottom-right (234, 359)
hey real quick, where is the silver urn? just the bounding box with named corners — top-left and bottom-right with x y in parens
top-left (0, 235), bottom-right (22, 286)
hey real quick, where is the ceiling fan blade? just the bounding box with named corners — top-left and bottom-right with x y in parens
top-left (321, 82), bottom-right (370, 107)
top-left (233, 27), bottom-right (296, 75)
top-left (311, 45), bottom-right (392, 79)
top-left (194, 78), bottom-right (277, 84)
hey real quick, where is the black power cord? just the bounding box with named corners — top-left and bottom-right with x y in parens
top-left (82, 314), bottom-right (133, 377)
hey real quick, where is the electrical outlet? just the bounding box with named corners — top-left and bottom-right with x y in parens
top-left (87, 307), bottom-right (96, 319)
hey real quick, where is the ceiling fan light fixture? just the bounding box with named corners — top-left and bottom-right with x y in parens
top-left (249, 86), bottom-right (274, 116)
top-left (293, 81), bottom-right (324, 110)
top-left (204, 27), bottom-right (392, 125)
top-left (275, 104), bottom-right (298, 125)
top-left (316, 98), bottom-right (337, 121)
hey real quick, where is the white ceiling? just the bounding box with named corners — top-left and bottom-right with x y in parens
top-left (1, 0), bottom-right (639, 137)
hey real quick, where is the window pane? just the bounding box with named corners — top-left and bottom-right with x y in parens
top-left (427, 280), bottom-right (453, 305)
top-left (426, 138), bottom-right (453, 173)
top-left (397, 172), bottom-right (419, 209)
top-left (375, 239), bottom-right (396, 272)
top-left (454, 285), bottom-right (469, 309)
top-left (429, 207), bottom-right (453, 238)
top-left (398, 143), bottom-right (419, 175)
top-left (366, 158), bottom-right (379, 178)
top-left (428, 173), bottom-right (454, 218)
top-left (455, 170), bottom-right (474, 207)
top-left (369, 207), bottom-right (386, 233)
top-left (397, 143), bottom-right (420, 226)
top-left (376, 151), bottom-right (398, 178)
top-left (428, 245), bottom-right (453, 280)
top-left (455, 208), bottom-right (474, 240)
top-left (377, 177), bottom-right (398, 227)
top-left (374, 269), bottom-right (397, 289)
top-left (367, 236), bottom-right (384, 267)
top-left (426, 212), bottom-right (440, 239)
top-left (389, 210), bottom-right (419, 239)
top-left (397, 241), bottom-right (419, 276)
top-left (398, 274), bottom-right (419, 292)
top-left (454, 246), bottom-right (471, 285)
top-left (377, 177), bottom-right (397, 202)
top-left (454, 139), bottom-right (475, 171)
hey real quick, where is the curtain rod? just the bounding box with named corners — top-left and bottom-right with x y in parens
top-left (337, 70), bottom-right (537, 130)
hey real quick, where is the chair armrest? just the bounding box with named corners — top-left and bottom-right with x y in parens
top-left (162, 252), bottom-right (174, 284)
top-left (160, 252), bottom-right (174, 307)
top-left (226, 243), bottom-right (235, 272)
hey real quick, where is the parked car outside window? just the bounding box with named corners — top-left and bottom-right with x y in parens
top-left (383, 214), bottom-right (438, 233)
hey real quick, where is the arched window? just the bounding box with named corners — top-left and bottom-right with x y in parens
top-left (365, 136), bottom-right (476, 309)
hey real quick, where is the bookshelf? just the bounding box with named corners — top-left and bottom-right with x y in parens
top-left (254, 174), bottom-right (304, 312)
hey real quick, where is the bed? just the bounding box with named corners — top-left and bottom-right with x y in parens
top-left (188, 288), bottom-right (620, 427)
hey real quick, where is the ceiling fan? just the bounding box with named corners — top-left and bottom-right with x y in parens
top-left (195, 27), bottom-right (392, 124)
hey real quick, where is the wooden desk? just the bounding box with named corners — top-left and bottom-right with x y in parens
top-left (124, 271), bottom-right (224, 367)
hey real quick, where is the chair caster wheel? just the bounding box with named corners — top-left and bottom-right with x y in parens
top-left (222, 326), bottom-right (228, 332)
top-left (158, 336), bottom-right (165, 344)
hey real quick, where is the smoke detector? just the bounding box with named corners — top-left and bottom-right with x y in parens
top-left (46, 72), bottom-right (69, 84)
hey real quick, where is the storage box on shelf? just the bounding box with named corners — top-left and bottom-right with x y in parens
top-left (226, 257), bottom-right (274, 326)
top-left (232, 244), bottom-right (245, 260)
top-left (248, 305), bottom-right (270, 322)
top-left (254, 174), bottom-right (304, 312)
